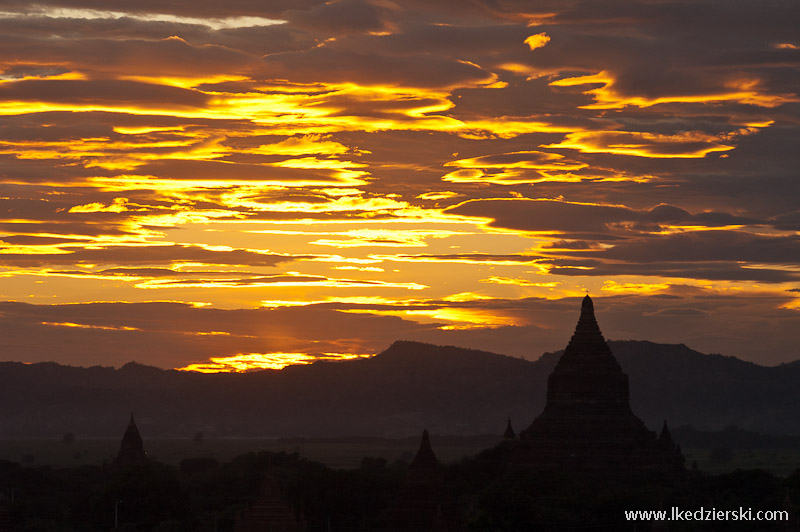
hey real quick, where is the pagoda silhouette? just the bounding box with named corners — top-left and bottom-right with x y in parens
top-left (234, 473), bottom-right (305, 532)
top-left (375, 430), bottom-right (458, 531)
top-left (514, 295), bottom-right (684, 472)
top-left (112, 413), bottom-right (148, 467)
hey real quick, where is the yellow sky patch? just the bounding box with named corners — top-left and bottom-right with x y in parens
top-left (524, 32), bottom-right (551, 50)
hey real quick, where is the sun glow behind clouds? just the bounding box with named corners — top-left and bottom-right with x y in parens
top-left (338, 307), bottom-right (522, 329)
top-left (178, 352), bottom-right (372, 372)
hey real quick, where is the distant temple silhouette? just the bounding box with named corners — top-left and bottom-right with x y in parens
top-left (376, 430), bottom-right (458, 531)
top-left (503, 417), bottom-right (515, 440)
top-left (234, 473), bottom-right (305, 532)
top-left (113, 413), bottom-right (148, 467)
top-left (514, 295), bottom-right (684, 472)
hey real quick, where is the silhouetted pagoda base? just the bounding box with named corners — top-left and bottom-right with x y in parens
top-left (514, 417), bottom-right (682, 473)
top-left (510, 296), bottom-right (684, 474)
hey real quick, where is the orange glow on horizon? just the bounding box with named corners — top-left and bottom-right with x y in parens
top-left (338, 307), bottom-right (522, 329)
top-left (177, 351), bottom-right (373, 372)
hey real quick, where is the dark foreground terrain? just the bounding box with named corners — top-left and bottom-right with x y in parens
top-left (2, 444), bottom-right (800, 531)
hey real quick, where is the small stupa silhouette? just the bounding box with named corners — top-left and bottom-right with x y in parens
top-left (113, 412), bottom-right (148, 466)
top-left (503, 417), bottom-right (516, 440)
top-left (375, 430), bottom-right (457, 531)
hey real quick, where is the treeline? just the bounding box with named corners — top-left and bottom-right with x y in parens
top-left (674, 425), bottom-right (800, 449)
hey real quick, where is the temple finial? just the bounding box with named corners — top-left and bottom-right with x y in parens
top-left (581, 294), bottom-right (593, 314)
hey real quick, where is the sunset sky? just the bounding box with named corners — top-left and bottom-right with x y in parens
top-left (0, 0), bottom-right (798, 370)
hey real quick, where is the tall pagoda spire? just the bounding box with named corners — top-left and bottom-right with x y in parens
top-left (543, 295), bottom-right (630, 412)
top-left (561, 295), bottom-right (617, 366)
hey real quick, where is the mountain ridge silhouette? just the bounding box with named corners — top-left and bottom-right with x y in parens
top-left (1, 339), bottom-right (798, 438)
